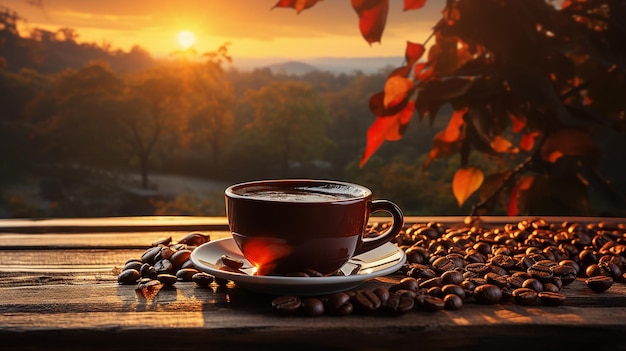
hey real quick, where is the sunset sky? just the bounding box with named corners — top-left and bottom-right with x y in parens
top-left (5, 0), bottom-right (442, 62)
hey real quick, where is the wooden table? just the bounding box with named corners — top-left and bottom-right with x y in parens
top-left (1, 216), bottom-right (626, 351)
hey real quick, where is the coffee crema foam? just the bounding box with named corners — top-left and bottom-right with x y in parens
top-left (237, 186), bottom-right (362, 202)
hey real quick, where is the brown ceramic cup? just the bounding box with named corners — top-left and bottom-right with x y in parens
top-left (225, 179), bottom-right (404, 276)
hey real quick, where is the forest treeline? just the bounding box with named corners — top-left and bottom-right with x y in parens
top-left (0, 7), bottom-right (624, 218)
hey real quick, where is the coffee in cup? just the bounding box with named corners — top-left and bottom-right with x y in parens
top-left (224, 179), bottom-right (404, 276)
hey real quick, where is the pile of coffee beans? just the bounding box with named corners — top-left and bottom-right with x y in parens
top-left (270, 218), bottom-right (626, 316)
top-left (117, 217), bottom-right (626, 316)
top-left (117, 232), bottom-right (225, 298)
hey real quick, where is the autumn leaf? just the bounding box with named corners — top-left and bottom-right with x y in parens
top-left (383, 75), bottom-right (413, 108)
top-left (404, 0), bottom-right (426, 11)
top-left (507, 176), bottom-right (534, 216)
top-left (510, 113), bottom-right (526, 133)
top-left (351, 0), bottom-right (389, 44)
top-left (519, 131), bottom-right (540, 152)
top-left (490, 135), bottom-right (517, 153)
top-left (453, 167), bottom-right (484, 207)
top-left (405, 41), bottom-right (425, 66)
top-left (360, 101), bottom-right (415, 167)
top-left (540, 128), bottom-right (598, 163)
top-left (441, 107), bottom-right (467, 142)
top-left (272, 0), bottom-right (322, 13)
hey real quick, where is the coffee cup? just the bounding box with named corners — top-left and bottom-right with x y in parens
top-left (224, 179), bottom-right (404, 276)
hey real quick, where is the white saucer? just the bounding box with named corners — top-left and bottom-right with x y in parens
top-left (190, 237), bottom-right (406, 296)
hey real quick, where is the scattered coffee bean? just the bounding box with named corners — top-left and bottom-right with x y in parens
top-left (302, 298), bottom-right (324, 316)
top-left (152, 272), bottom-right (175, 285)
top-left (512, 288), bottom-right (538, 305)
top-left (586, 275), bottom-right (614, 292)
top-left (272, 295), bottom-right (301, 315)
top-left (538, 291), bottom-right (566, 306)
top-left (474, 284), bottom-right (503, 304)
top-left (118, 269), bottom-right (140, 285)
top-left (192, 272), bottom-right (214, 288)
top-left (221, 254), bottom-right (245, 270)
top-left (443, 294), bottom-right (463, 310)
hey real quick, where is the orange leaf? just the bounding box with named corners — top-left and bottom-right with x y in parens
top-left (441, 107), bottom-right (467, 142)
top-left (272, 0), bottom-right (322, 13)
top-left (351, 0), bottom-right (389, 44)
top-left (404, 0), bottom-right (426, 10)
top-left (360, 101), bottom-right (415, 167)
top-left (453, 167), bottom-right (484, 207)
top-left (490, 135), bottom-right (517, 153)
top-left (383, 75), bottom-right (413, 108)
top-left (541, 128), bottom-right (598, 163)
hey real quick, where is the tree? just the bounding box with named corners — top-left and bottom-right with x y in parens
top-left (23, 62), bottom-right (125, 166)
top-left (246, 80), bottom-right (332, 177)
top-left (275, 0), bottom-right (626, 216)
top-left (122, 65), bottom-right (185, 189)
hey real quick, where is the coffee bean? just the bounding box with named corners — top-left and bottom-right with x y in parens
top-left (170, 249), bottom-right (192, 270)
top-left (302, 298), bottom-right (324, 316)
top-left (538, 291), bottom-right (566, 306)
top-left (419, 277), bottom-right (442, 289)
top-left (156, 273), bottom-right (177, 286)
top-left (353, 289), bottom-right (382, 313)
top-left (118, 269), bottom-right (140, 285)
top-left (522, 278), bottom-right (543, 292)
top-left (441, 284), bottom-right (466, 300)
top-left (192, 272), bottom-right (214, 287)
top-left (272, 296), bottom-right (301, 315)
top-left (151, 236), bottom-right (172, 247)
top-left (153, 259), bottom-right (173, 275)
top-left (141, 246), bottom-right (162, 265)
top-left (586, 275), bottom-right (613, 292)
top-left (176, 267), bottom-right (200, 282)
top-left (221, 254), bottom-right (244, 270)
top-left (123, 260), bottom-right (143, 272)
top-left (474, 284), bottom-right (502, 304)
top-left (178, 232), bottom-right (211, 246)
top-left (512, 287), bottom-right (538, 305)
top-left (384, 292), bottom-right (414, 314)
top-left (373, 287), bottom-right (390, 305)
top-left (443, 294), bottom-right (463, 310)
top-left (140, 263), bottom-right (157, 279)
top-left (326, 292), bottom-right (351, 315)
top-left (441, 270), bottom-right (464, 285)
top-left (421, 295), bottom-right (444, 312)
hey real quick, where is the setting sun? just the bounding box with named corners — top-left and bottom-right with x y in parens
top-left (177, 31), bottom-right (196, 50)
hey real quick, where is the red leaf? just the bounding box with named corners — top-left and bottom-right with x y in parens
top-left (453, 167), bottom-right (484, 207)
top-left (510, 113), bottom-right (526, 133)
top-left (272, 0), bottom-right (322, 13)
top-left (519, 131), bottom-right (539, 152)
top-left (351, 0), bottom-right (389, 44)
top-left (405, 41), bottom-right (425, 67)
top-left (360, 101), bottom-right (415, 167)
top-left (404, 0), bottom-right (426, 11)
top-left (507, 176), bottom-right (534, 216)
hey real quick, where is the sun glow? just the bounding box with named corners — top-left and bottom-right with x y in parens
top-left (176, 31), bottom-right (196, 50)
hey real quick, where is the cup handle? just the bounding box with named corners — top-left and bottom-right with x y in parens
top-left (354, 200), bottom-right (404, 256)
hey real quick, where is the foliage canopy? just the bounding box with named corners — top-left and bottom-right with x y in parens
top-left (275, 0), bottom-right (626, 216)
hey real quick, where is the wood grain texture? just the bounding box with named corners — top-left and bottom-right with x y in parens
top-left (1, 216), bottom-right (626, 350)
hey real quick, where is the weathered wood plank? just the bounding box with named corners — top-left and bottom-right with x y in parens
top-left (0, 231), bottom-right (230, 249)
top-left (0, 216), bottom-right (230, 233)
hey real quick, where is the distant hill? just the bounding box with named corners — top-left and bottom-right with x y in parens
top-left (267, 61), bottom-right (318, 75)
top-left (234, 56), bottom-right (403, 75)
